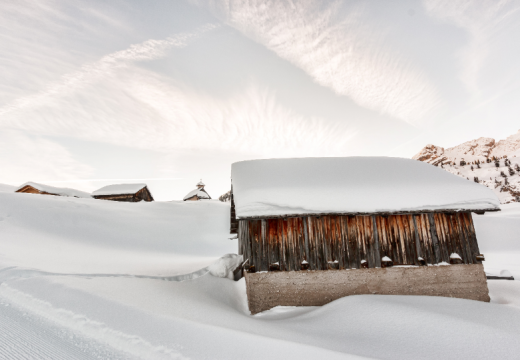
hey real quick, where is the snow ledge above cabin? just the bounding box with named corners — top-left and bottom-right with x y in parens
top-left (231, 157), bottom-right (501, 218)
top-left (92, 183), bottom-right (148, 196)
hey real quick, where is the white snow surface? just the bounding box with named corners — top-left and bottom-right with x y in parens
top-left (0, 182), bottom-right (16, 192)
top-left (16, 181), bottom-right (91, 198)
top-left (231, 157), bottom-right (500, 218)
top-left (92, 183), bottom-right (148, 196)
top-left (0, 192), bottom-right (519, 359)
top-left (208, 254), bottom-right (243, 279)
top-left (183, 187), bottom-right (211, 200)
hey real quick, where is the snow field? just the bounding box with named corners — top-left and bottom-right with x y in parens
top-left (0, 192), bottom-right (519, 359)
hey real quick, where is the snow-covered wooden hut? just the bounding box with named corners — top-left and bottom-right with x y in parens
top-left (183, 180), bottom-right (211, 201)
top-left (230, 157), bottom-right (500, 314)
top-left (16, 182), bottom-right (91, 198)
top-left (92, 184), bottom-right (153, 202)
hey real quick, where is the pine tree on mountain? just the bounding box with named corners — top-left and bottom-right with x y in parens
top-left (495, 160), bottom-right (500, 168)
top-left (505, 177), bottom-right (509, 185)
top-left (509, 166), bottom-right (515, 176)
top-left (471, 165), bottom-right (474, 171)
top-left (515, 163), bottom-right (520, 172)
top-left (500, 171), bottom-right (507, 178)
top-left (474, 177), bottom-right (479, 183)
top-left (477, 162), bottom-right (481, 168)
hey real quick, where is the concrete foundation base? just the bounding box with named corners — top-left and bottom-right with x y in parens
top-left (245, 264), bottom-right (490, 314)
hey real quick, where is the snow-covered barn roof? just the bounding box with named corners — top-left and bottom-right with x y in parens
top-left (183, 188), bottom-right (211, 200)
top-left (16, 182), bottom-right (91, 198)
top-left (92, 183), bottom-right (149, 196)
top-left (231, 157), bottom-right (501, 219)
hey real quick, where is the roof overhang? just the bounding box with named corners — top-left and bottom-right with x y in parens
top-left (236, 207), bottom-right (500, 220)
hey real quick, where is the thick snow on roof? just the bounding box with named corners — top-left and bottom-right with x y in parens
top-left (92, 183), bottom-right (148, 196)
top-left (183, 188), bottom-right (211, 200)
top-left (16, 182), bottom-right (91, 198)
top-left (231, 157), bottom-right (501, 218)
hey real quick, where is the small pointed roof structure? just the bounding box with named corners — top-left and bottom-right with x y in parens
top-left (184, 179), bottom-right (211, 201)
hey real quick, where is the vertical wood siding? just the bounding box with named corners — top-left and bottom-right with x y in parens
top-left (238, 212), bottom-right (481, 271)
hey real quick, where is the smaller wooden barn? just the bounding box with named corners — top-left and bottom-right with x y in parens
top-left (231, 157), bottom-right (501, 314)
top-left (183, 180), bottom-right (211, 201)
top-left (16, 182), bottom-right (91, 198)
top-left (92, 184), bottom-right (154, 202)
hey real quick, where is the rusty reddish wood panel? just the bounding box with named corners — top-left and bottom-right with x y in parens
top-left (239, 212), bottom-right (480, 272)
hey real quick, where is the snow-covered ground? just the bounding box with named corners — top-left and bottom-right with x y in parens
top-left (0, 192), bottom-right (519, 359)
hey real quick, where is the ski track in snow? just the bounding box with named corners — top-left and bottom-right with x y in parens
top-left (0, 293), bottom-right (133, 360)
top-left (0, 284), bottom-right (187, 360)
top-left (0, 266), bottom-right (211, 284)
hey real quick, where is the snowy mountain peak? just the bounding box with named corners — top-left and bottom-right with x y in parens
top-left (413, 130), bottom-right (520, 204)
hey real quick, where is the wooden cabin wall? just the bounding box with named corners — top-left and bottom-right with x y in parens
top-left (238, 212), bottom-right (481, 271)
top-left (16, 186), bottom-right (56, 196)
top-left (94, 188), bottom-right (153, 202)
top-left (230, 188), bottom-right (238, 234)
top-left (94, 194), bottom-right (136, 202)
top-left (135, 188), bottom-right (154, 202)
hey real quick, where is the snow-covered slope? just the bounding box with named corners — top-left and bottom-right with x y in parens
top-left (0, 183), bottom-right (16, 192)
top-left (0, 192), bottom-right (519, 359)
top-left (413, 130), bottom-right (520, 203)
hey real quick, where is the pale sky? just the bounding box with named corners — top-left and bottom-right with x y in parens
top-left (2, 0), bottom-right (520, 200)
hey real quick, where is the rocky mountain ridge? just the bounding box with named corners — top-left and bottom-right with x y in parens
top-left (413, 130), bottom-right (520, 204)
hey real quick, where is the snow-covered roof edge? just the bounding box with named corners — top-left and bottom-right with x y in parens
top-left (183, 187), bottom-right (211, 200)
top-left (92, 183), bottom-right (150, 196)
top-left (231, 157), bottom-right (501, 219)
top-left (16, 182), bottom-right (91, 198)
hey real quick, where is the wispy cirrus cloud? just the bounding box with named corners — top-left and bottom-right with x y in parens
top-left (2, 63), bottom-right (358, 158)
top-left (424, 0), bottom-right (520, 94)
top-left (0, 130), bottom-right (92, 186)
top-left (188, 0), bottom-right (442, 124)
top-left (0, 23), bottom-right (219, 117)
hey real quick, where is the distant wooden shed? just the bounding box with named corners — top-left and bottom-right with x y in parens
top-left (92, 184), bottom-right (153, 202)
top-left (183, 180), bottom-right (211, 201)
top-left (16, 182), bottom-right (91, 198)
top-left (231, 157), bottom-right (501, 314)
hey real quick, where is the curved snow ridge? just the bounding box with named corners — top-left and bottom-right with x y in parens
top-left (0, 283), bottom-right (189, 360)
top-left (237, 199), bottom-right (499, 219)
top-left (0, 266), bottom-right (210, 284)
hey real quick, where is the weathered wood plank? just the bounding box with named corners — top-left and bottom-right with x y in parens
top-left (348, 216), bottom-right (359, 268)
top-left (456, 213), bottom-right (473, 264)
top-left (412, 215), bottom-right (422, 264)
top-left (260, 220), bottom-right (267, 271)
top-left (428, 213), bottom-right (442, 264)
top-left (372, 215), bottom-right (381, 268)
